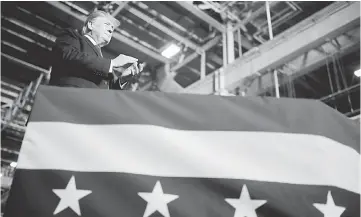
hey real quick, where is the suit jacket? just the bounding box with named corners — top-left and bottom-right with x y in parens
top-left (49, 28), bottom-right (119, 89)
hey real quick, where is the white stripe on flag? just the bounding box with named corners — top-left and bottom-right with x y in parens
top-left (18, 122), bottom-right (360, 194)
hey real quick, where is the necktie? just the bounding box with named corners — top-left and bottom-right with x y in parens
top-left (96, 45), bottom-right (103, 57)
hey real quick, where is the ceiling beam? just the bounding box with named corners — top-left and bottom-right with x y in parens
top-left (2, 53), bottom-right (50, 75)
top-left (175, 2), bottom-right (253, 50)
top-left (232, 1), bottom-right (279, 32)
top-left (111, 1), bottom-right (128, 17)
top-left (46, 1), bottom-right (169, 63)
top-left (171, 36), bottom-right (221, 71)
top-left (231, 1), bottom-right (280, 50)
top-left (175, 1), bottom-right (225, 33)
top-left (207, 53), bottom-right (223, 65)
top-left (180, 2), bottom-right (360, 94)
top-left (235, 32), bottom-right (253, 50)
top-left (253, 32), bottom-right (360, 96)
top-left (156, 36), bottom-right (221, 92)
top-left (127, 7), bottom-right (200, 51)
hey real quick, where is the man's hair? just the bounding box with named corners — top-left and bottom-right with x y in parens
top-left (81, 10), bottom-right (121, 35)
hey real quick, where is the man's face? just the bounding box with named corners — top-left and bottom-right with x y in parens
top-left (89, 16), bottom-right (114, 46)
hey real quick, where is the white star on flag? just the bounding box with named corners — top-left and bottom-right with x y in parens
top-left (138, 180), bottom-right (179, 217)
top-left (52, 176), bottom-right (92, 216)
top-left (313, 191), bottom-right (346, 217)
top-left (225, 185), bottom-right (267, 217)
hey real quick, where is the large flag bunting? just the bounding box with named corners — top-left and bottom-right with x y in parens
top-left (4, 85), bottom-right (360, 217)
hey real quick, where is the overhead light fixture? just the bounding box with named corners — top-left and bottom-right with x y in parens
top-left (10, 162), bottom-right (17, 167)
top-left (161, 44), bottom-right (181, 59)
top-left (354, 69), bottom-right (361, 77)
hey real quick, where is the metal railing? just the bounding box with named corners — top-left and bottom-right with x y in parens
top-left (1, 54), bottom-right (51, 132)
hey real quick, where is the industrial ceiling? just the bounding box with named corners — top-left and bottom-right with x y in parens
top-left (1, 1), bottom-right (360, 195)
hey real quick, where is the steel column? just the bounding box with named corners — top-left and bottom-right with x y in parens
top-left (266, 1), bottom-right (274, 39)
top-left (237, 29), bottom-right (243, 57)
top-left (226, 22), bottom-right (235, 64)
top-left (218, 32), bottom-right (227, 93)
top-left (219, 68), bottom-right (225, 91)
top-left (214, 70), bottom-right (220, 92)
top-left (266, 1), bottom-right (280, 98)
top-left (200, 51), bottom-right (206, 79)
top-left (222, 32), bottom-right (227, 67)
top-left (165, 63), bottom-right (170, 75)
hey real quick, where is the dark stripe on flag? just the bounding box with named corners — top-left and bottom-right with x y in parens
top-left (5, 169), bottom-right (360, 217)
top-left (29, 86), bottom-right (360, 152)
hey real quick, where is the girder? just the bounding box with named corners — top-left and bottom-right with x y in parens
top-left (180, 2), bottom-right (360, 94)
top-left (252, 27), bottom-right (360, 96)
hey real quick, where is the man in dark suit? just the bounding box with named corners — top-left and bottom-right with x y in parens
top-left (49, 10), bottom-right (139, 89)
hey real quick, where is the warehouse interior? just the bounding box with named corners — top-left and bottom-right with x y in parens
top-left (1, 1), bottom-right (360, 210)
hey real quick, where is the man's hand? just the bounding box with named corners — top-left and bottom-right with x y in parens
top-left (121, 62), bottom-right (145, 77)
top-left (111, 54), bottom-right (138, 68)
